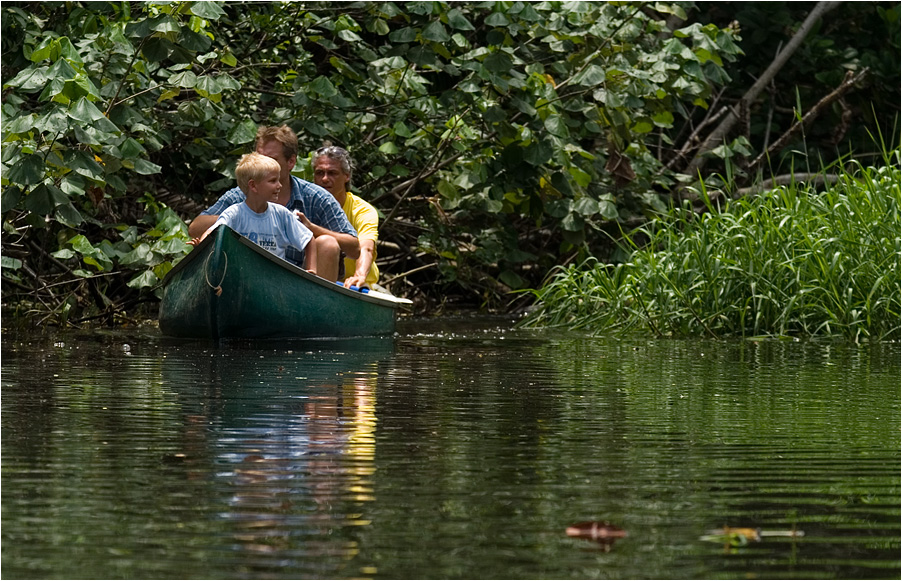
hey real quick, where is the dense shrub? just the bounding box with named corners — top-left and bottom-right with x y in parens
top-left (523, 155), bottom-right (901, 341)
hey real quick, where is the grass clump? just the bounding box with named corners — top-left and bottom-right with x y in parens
top-left (523, 158), bottom-right (901, 341)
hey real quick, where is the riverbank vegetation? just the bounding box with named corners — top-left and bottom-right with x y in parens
top-left (522, 154), bottom-right (901, 340)
top-left (1, 2), bottom-right (899, 327)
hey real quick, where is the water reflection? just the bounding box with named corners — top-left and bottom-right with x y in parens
top-left (157, 340), bottom-right (387, 576)
top-left (2, 325), bottom-right (899, 580)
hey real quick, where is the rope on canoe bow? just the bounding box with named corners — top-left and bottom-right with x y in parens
top-left (203, 251), bottom-right (228, 297)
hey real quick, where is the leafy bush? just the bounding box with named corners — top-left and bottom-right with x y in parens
top-left (2, 2), bottom-right (896, 324)
top-left (1, 1), bottom-right (744, 322)
top-left (1, 2), bottom-right (239, 323)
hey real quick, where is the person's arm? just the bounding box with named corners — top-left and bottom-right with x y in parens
top-left (187, 221), bottom-right (220, 246)
top-left (188, 188), bottom-right (245, 238)
top-left (296, 212), bottom-right (361, 259)
top-left (188, 214), bottom-right (219, 238)
top-left (343, 238), bottom-right (375, 289)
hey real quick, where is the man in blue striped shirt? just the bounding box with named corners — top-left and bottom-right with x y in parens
top-left (188, 125), bottom-right (358, 282)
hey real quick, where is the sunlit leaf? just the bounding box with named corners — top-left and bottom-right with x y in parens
top-left (1, 256), bottom-right (23, 270)
top-left (169, 70), bottom-right (197, 88)
top-left (127, 270), bottom-right (160, 289)
top-left (189, 1), bottom-right (226, 20)
top-left (3, 67), bottom-right (49, 91)
top-left (379, 142), bottom-right (399, 154)
top-left (132, 158), bottom-right (162, 175)
top-left (227, 119), bottom-right (257, 144)
top-left (120, 243), bottom-right (156, 266)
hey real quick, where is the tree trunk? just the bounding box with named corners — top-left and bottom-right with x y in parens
top-left (679, 1), bottom-right (843, 190)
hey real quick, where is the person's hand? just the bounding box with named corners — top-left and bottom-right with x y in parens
top-left (295, 211), bottom-right (313, 230)
top-left (343, 274), bottom-right (368, 290)
top-left (188, 228), bottom-right (212, 247)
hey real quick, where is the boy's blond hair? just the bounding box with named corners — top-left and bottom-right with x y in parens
top-left (235, 152), bottom-right (281, 194)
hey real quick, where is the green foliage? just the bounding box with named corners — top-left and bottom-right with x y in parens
top-left (2, 1), bottom-right (746, 318)
top-left (2, 1), bottom-right (897, 322)
top-left (215, 1), bottom-right (744, 301)
top-left (2, 1), bottom-right (233, 322)
top-left (522, 155), bottom-right (902, 340)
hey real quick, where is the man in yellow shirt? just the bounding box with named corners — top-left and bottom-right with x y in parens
top-left (312, 145), bottom-right (380, 289)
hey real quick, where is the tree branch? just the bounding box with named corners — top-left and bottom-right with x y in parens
top-left (679, 1), bottom-right (842, 185)
top-left (733, 173), bottom-right (841, 198)
top-left (746, 68), bottom-right (868, 175)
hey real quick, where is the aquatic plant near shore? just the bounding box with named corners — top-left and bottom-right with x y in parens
top-left (523, 157), bottom-right (901, 341)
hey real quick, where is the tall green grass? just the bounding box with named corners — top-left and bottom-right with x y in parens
top-left (523, 158), bottom-right (901, 341)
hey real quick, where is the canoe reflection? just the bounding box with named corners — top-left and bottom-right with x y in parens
top-left (162, 338), bottom-right (391, 569)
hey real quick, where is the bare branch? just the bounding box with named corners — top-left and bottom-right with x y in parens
top-left (680, 1), bottom-right (843, 183)
top-left (747, 68), bottom-right (868, 175)
top-left (734, 173), bottom-right (841, 198)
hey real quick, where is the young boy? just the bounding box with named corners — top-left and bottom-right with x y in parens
top-left (189, 152), bottom-right (318, 275)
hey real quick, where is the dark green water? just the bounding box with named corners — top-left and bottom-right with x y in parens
top-left (2, 317), bottom-right (899, 579)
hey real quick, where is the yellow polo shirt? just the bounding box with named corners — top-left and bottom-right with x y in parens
top-left (342, 192), bottom-right (380, 286)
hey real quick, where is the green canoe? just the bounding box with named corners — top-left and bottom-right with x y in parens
top-left (158, 225), bottom-right (410, 340)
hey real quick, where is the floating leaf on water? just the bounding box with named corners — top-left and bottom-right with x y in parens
top-left (701, 526), bottom-right (804, 547)
top-left (566, 521), bottom-right (627, 551)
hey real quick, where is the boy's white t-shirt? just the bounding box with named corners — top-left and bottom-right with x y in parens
top-left (212, 202), bottom-right (313, 261)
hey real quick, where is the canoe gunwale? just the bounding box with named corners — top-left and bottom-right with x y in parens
top-left (163, 225), bottom-right (404, 308)
top-left (159, 225), bottom-right (405, 339)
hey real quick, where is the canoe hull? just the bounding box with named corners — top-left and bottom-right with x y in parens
top-left (159, 226), bottom-right (400, 340)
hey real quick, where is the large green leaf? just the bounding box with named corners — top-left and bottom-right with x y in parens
top-left (119, 243), bottom-right (156, 267)
top-left (227, 119), bottom-right (258, 144)
top-left (67, 97), bottom-right (105, 123)
top-left (1, 256), bottom-right (23, 270)
top-left (309, 76), bottom-right (337, 98)
top-left (1, 186), bottom-right (23, 213)
top-left (66, 151), bottom-right (106, 180)
top-left (132, 158), bottom-right (162, 175)
top-left (544, 115), bottom-right (570, 138)
top-left (485, 12), bottom-right (509, 26)
top-left (388, 27), bottom-right (417, 43)
top-left (55, 203), bottom-right (84, 227)
top-left (7, 155), bottom-right (44, 186)
top-left (178, 27), bottom-right (213, 52)
top-left (484, 51), bottom-right (513, 73)
top-left (422, 20), bottom-right (450, 42)
top-left (576, 64), bottom-right (606, 86)
top-left (151, 238), bottom-right (192, 254)
top-left (142, 36), bottom-right (173, 62)
top-left (3, 67), bottom-right (49, 91)
top-left (169, 70), bottom-right (197, 88)
top-left (127, 270), bottom-right (160, 289)
top-left (189, 1), bottom-right (226, 20)
top-left (446, 9), bottom-right (475, 31)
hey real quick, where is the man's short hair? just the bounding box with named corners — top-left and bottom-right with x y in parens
top-left (236, 152), bottom-right (281, 194)
top-left (313, 143), bottom-right (354, 185)
top-left (256, 125), bottom-right (298, 161)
